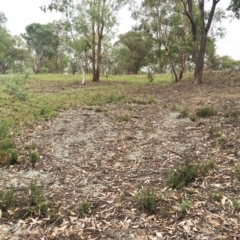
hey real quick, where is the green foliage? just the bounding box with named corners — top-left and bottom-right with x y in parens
top-left (105, 93), bottom-right (124, 104)
top-left (41, 67), bottom-right (49, 74)
top-left (208, 125), bottom-right (221, 137)
top-left (234, 166), bottom-right (240, 180)
top-left (0, 186), bottom-right (17, 210)
top-left (168, 160), bottom-right (215, 189)
top-left (196, 106), bottom-right (217, 118)
top-left (171, 104), bottom-right (190, 119)
top-left (211, 191), bottom-right (223, 202)
top-left (135, 188), bottom-right (156, 213)
top-left (30, 152), bottom-right (39, 167)
top-left (118, 114), bottom-right (129, 122)
top-left (168, 163), bottom-right (198, 189)
top-left (7, 150), bottom-right (18, 166)
top-left (0, 120), bottom-right (18, 165)
top-left (179, 199), bottom-right (191, 213)
top-left (232, 198), bottom-right (240, 212)
top-left (2, 72), bottom-right (29, 101)
top-left (147, 71), bottom-right (154, 83)
top-left (79, 201), bottom-right (90, 214)
top-left (29, 180), bottom-right (49, 216)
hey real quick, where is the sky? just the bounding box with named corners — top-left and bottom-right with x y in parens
top-left (1, 0), bottom-right (240, 60)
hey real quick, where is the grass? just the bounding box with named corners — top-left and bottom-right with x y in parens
top-left (196, 106), bottom-right (217, 118)
top-left (168, 159), bottom-right (215, 189)
top-left (135, 188), bottom-right (157, 214)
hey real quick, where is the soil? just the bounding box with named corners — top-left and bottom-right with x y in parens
top-left (1, 71), bottom-right (240, 239)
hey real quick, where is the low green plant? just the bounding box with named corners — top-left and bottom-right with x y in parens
top-left (232, 198), bottom-right (240, 212)
top-left (135, 188), bottom-right (156, 213)
top-left (3, 71), bottom-right (29, 101)
top-left (172, 105), bottom-right (189, 118)
top-left (147, 71), bottom-right (154, 83)
top-left (29, 180), bottom-right (49, 216)
top-left (211, 191), bottom-right (223, 202)
top-left (118, 114), bottom-right (129, 122)
top-left (0, 186), bottom-right (17, 210)
top-left (196, 106), bottom-right (217, 118)
top-left (30, 152), bottom-right (39, 167)
top-left (168, 163), bottom-right (198, 189)
top-left (79, 201), bottom-right (90, 214)
top-left (168, 160), bottom-right (215, 189)
top-left (7, 150), bottom-right (18, 166)
top-left (208, 125), bottom-right (221, 137)
top-left (224, 108), bottom-right (240, 119)
top-left (0, 121), bottom-right (18, 165)
top-left (105, 93), bottom-right (124, 104)
top-left (179, 199), bottom-right (190, 213)
top-left (234, 166), bottom-right (240, 180)
top-left (39, 106), bottom-right (56, 119)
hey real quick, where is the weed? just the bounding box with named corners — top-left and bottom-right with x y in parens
top-left (105, 93), bottom-right (124, 104)
top-left (147, 71), bottom-right (154, 83)
top-left (29, 152), bottom-right (39, 167)
top-left (168, 160), bottom-right (215, 189)
top-left (7, 150), bottom-right (18, 166)
top-left (232, 198), bottom-right (240, 212)
top-left (224, 107), bottom-right (240, 119)
top-left (172, 105), bottom-right (189, 118)
top-left (208, 125), bottom-right (221, 137)
top-left (118, 114), bottom-right (129, 122)
top-left (39, 106), bottom-right (56, 119)
top-left (0, 121), bottom-right (18, 165)
top-left (135, 188), bottom-right (156, 214)
top-left (234, 166), bottom-right (240, 180)
top-left (179, 199), bottom-right (190, 213)
top-left (29, 180), bottom-right (49, 216)
top-left (196, 106), bottom-right (217, 118)
top-left (95, 107), bottom-right (103, 113)
top-left (168, 163), bottom-right (198, 189)
top-left (0, 186), bottom-right (17, 211)
top-left (79, 201), bottom-right (90, 214)
top-left (211, 191), bottom-right (223, 202)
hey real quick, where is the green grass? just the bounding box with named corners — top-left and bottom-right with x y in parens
top-left (0, 73), bottom-right (172, 128)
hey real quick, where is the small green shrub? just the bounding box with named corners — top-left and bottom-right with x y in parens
top-left (168, 160), bottom-right (215, 189)
top-left (79, 201), bottom-right (90, 214)
top-left (208, 125), bottom-right (221, 137)
top-left (105, 93), bottom-right (124, 104)
top-left (118, 114), bottom-right (129, 122)
top-left (196, 106), bottom-right (217, 118)
top-left (7, 150), bottom-right (18, 165)
top-left (179, 199), bottom-right (190, 213)
top-left (234, 166), bottom-right (240, 180)
top-left (232, 198), bottom-right (240, 212)
top-left (211, 191), bottom-right (223, 202)
top-left (29, 180), bottom-right (49, 216)
top-left (30, 152), bottom-right (39, 167)
top-left (135, 188), bottom-right (156, 213)
top-left (0, 186), bottom-right (17, 210)
top-left (147, 71), bottom-right (154, 83)
top-left (168, 163), bottom-right (198, 189)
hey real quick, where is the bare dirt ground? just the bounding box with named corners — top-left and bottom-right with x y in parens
top-left (1, 72), bottom-right (240, 239)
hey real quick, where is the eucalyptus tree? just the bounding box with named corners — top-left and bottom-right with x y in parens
top-left (43, 0), bottom-right (129, 82)
top-left (21, 23), bottom-right (59, 73)
top-left (0, 12), bottom-right (13, 74)
top-left (132, 0), bottom-right (192, 81)
top-left (115, 30), bottom-right (153, 74)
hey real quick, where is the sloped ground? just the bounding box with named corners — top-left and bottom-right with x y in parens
top-left (1, 72), bottom-right (240, 239)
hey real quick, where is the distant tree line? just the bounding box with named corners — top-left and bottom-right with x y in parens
top-left (0, 0), bottom-right (240, 84)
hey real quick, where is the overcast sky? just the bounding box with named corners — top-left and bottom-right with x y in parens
top-left (1, 0), bottom-right (240, 60)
